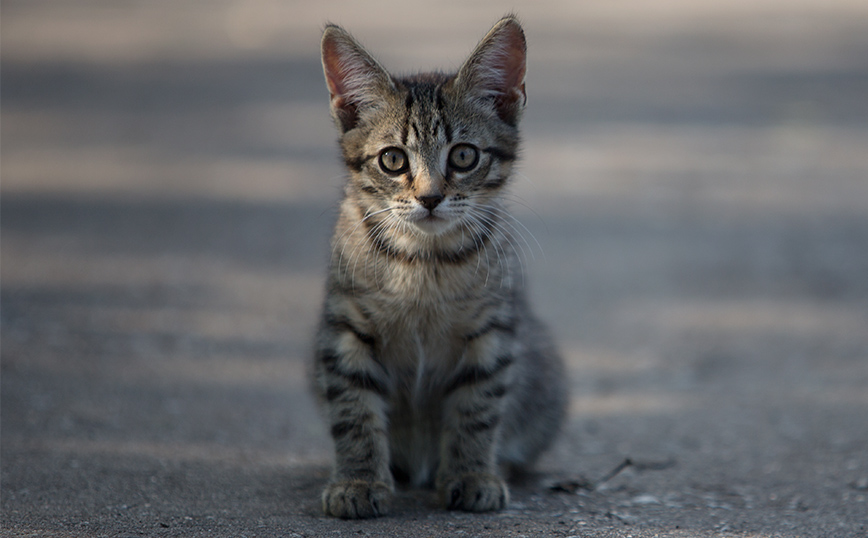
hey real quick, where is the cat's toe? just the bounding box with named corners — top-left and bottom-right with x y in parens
top-left (322, 479), bottom-right (392, 519)
top-left (439, 472), bottom-right (509, 512)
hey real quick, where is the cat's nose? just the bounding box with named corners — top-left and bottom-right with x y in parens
top-left (417, 194), bottom-right (444, 211)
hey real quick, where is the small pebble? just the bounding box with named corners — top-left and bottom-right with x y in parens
top-left (631, 494), bottom-right (661, 505)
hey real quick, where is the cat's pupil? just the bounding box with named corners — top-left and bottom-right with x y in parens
top-left (448, 144), bottom-right (479, 172)
top-left (379, 148), bottom-right (408, 174)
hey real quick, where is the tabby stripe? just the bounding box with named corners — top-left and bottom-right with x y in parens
top-left (324, 313), bottom-right (376, 348)
top-left (319, 350), bottom-right (339, 368)
top-left (319, 351), bottom-right (389, 397)
top-left (325, 384), bottom-right (346, 401)
top-left (448, 444), bottom-right (487, 468)
top-left (464, 319), bottom-right (516, 342)
top-left (483, 146), bottom-right (516, 162)
top-left (326, 382), bottom-right (387, 403)
top-left (344, 153), bottom-right (376, 172)
top-left (331, 418), bottom-right (383, 440)
top-left (457, 402), bottom-right (496, 418)
top-left (443, 355), bottom-right (514, 395)
top-left (483, 384), bottom-right (508, 399)
top-left (328, 278), bottom-right (369, 298)
top-left (368, 233), bottom-right (408, 262)
top-left (345, 447), bottom-right (376, 466)
top-left (434, 88), bottom-right (453, 143)
top-left (461, 416), bottom-right (501, 434)
top-left (401, 92), bottom-right (414, 145)
top-left (481, 176), bottom-right (508, 190)
top-left (330, 420), bottom-right (358, 439)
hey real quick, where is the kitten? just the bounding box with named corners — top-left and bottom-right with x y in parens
top-left (314, 16), bottom-right (567, 519)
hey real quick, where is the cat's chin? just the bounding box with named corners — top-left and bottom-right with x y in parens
top-left (410, 215), bottom-right (456, 236)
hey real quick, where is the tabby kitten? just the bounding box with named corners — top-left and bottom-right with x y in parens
top-left (314, 16), bottom-right (567, 519)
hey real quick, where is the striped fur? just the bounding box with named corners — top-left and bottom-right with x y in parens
top-left (315, 16), bottom-right (567, 519)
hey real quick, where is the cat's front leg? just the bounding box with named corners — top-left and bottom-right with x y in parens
top-left (315, 318), bottom-right (393, 519)
top-left (436, 336), bottom-right (514, 512)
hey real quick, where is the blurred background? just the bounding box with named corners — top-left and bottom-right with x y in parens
top-left (2, 1), bottom-right (868, 535)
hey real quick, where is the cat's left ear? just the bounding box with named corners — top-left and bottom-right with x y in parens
top-left (321, 24), bottom-right (395, 132)
top-left (455, 16), bottom-right (527, 126)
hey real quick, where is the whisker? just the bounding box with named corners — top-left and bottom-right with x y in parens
top-left (365, 213), bottom-right (400, 290)
top-left (460, 212), bottom-right (493, 285)
top-left (468, 207), bottom-right (524, 287)
top-left (339, 206), bottom-right (395, 289)
top-left (364, 212), bottom-right (401, 282)
top-left (499, 192), bottom-right (550, 236)
top-left (333, 205), bottom-right (394, 263)
top-left (472, 204), bottom-right (534, 266)
top-left (467, 193), bottom-right (546, 263)
top-left (465, 209), bottom-right (508, 288)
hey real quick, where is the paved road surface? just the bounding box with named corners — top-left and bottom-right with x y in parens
top-left (3, 1), bottom-right (868, 536)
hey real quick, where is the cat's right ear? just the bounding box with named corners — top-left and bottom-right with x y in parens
top-left (455, 16), bottom-right (527, 127)
top-left (321, 25), bottom-right (394, 133)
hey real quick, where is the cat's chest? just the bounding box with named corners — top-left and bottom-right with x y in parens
top-left (363, 282), bottom-right (480, 370)
top-left (381, 257), bottom-right (484, 304)
top-left (372, 291), bottom-right (468, 343)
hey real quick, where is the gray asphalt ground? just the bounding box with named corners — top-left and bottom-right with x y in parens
top-left (3, 1), bottom-right (868, 537)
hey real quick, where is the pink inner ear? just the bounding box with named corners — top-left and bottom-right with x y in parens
top-left (475, 22), bottom-right (527, 120)
top-left (465, 20), bottom-right (527, 112)
top-left (493, 25), bottom-right (527, 93)
top-left (322, 37), bottom-right (348, 100)
top-left (321, 34), bottom-right (363, 131)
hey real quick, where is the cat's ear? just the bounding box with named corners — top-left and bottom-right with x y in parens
top-left (455, 16), bottom-right (527, 126)
top-left (321, 24), bottom-right (394, 133)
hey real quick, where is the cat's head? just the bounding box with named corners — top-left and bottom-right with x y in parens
top-left (321, 16), bottom-right (526, 238)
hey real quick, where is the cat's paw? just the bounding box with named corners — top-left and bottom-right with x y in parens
top-left (322, 479), bottom-right (392, 519)
top-left (439, 472), bottom-right (509, 512)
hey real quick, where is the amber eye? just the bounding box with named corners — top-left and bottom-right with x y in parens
top-left (448, 144), bottom-right (479, 172)
top-left (379, 147), bottom-right (409, 174)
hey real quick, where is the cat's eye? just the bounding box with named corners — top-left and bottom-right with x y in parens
top-left (379, 147), bottom-right (409, 175)
top-left (448, 144), bottom-right (479, 172)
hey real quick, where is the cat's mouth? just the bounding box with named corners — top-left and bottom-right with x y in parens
top-left (411, 213), bottom-right (453, 235)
